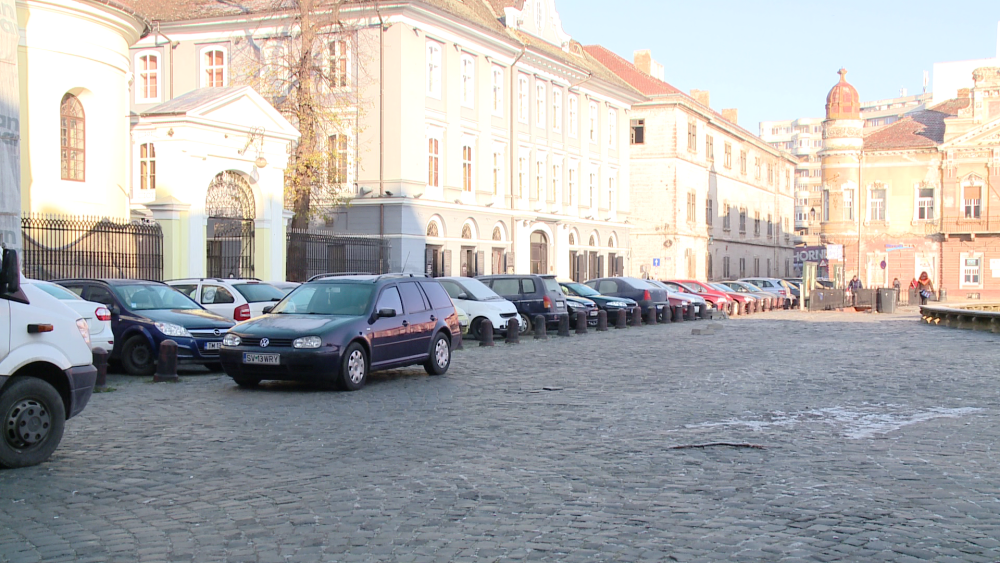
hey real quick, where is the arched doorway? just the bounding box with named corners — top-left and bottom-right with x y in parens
top-left (206, 171), bottom-right (255, 278)
top-left (530, 231), bottom-right (548, 274)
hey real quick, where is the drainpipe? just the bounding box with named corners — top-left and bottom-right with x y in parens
top-left (508, 45), bottom-right (527, 271)
top-left (376, 6), bottom-right (386, 269)
top-left (152, 21), bottom-right (177, 100)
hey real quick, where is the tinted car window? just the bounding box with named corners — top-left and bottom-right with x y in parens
top-left (521, 279), bottom-right (536, 294)
top-left (398, 282), bottom-right (428, 313)
top-left (36, 282), bottom-right (82, 301)
top-left (541, 278), bottom-right (561, 294)
top-left (597, 280), bottom-right (618, 294)
top-left (60, 284), bottom-right (85, 297)
top-left (420, 281), bottom-right (453, 310)
top-left (233, 283), bottom-right (285, 303)
top-left (86, 286), bottom-right (117, 307)
top-left (492, 278), bottom-right (520, 295)
top-left (375, 286), bottom-right (403, 314)
top-left (113, 284), bottom-right (199, 310)
top-left (202, 285), bottom-right (235, 304)
top-left (438, 280), bottom-right (464, 299)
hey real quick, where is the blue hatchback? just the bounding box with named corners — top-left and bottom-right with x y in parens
top-left (56, 279), bottom-right (235, 375)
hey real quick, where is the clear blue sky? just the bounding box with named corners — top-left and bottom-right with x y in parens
top-left (559, 1), bottom-right (1000, 132)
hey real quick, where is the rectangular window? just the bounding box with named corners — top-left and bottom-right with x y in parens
top-left (706, 198), bottom-right (713, 225)
top-left (517, 155), bottom-right (528, 197)
top-left (724, 143), bottom-right (732, 169)
top-left (723, 204), bottom-right (731, 231)
top-left (552, 88), bottom-right (562, 132)
top-left (535, 159), bottom-right (545, 201)
top-left (739, 258), bottom-right (746, 277)
top-left (462, 145), bottom-right (473, 192)
top-left (426, 42), bottom-right (442, 98)
top-left (706, 135), bottom-right (714, 161)
top-left (917, 187), bottom-right (934, 220)
top-left (869, 188), bottom-right (886, 221)
top-left (608, 108), bottom-right (617, 148)
top-left (740, 150), bottom-right (747, 175)
top-left (492, 66), bottom-right (504, 115)
top-left (767, 162), bottom-right (774, 185)
top-left (536, 82), bottom-right (546, 128)
top-left (202, 48), bottom-right (227, 88)
top-left (427, 138), bottom-right (440, 187)
top-left (139, 142), bottom-right (155, 191)
top-left (569, 95), bottom-right (579, 137)
top-left (551, 163), bottom-right (561, 203)
top-left (329, 40), bottom-right (349, 88)
top-left (608, 173), bottom-right (616, 212)
top-left (518, 75), bottom-right (529, 123)
top-left (461, 55), bottom-right (475, 108)
top-left (328, 134), bottom-right (348, 184)
top-left (686, 191), bottom-right (696, 223)
top-left (723, 256), bottom-right (730, 278)
top-left (589, 101), bottom-right (598, 143)
top-left (567, 167), bottom-right (576, 206)
top-left (739, 208), bottom-right (747, 234)
top-left (589, 171), bottom-right (597, 207)
top-left (754, 257), bottom-right (760, 277)
top-left (137, 52), bottom-right (159, 102)
top-left (843, 189), bottom-right (854, 221)
top-left (630, 119), bottom-right (645, 145)
top-left (687, 121), bottom-right (696, 152)
top-left (963, 257), bottom-right (981, 285)
top-left (767, 214), bottom-right (773, 237)
top-left (493, 151), bottom-right (503, 195)
top-left (964, 185), bottom-right (982, 218)
top-left (754, 157), bottom-right (761, 179)
top-left (754, 211), bottom-right (761, 236)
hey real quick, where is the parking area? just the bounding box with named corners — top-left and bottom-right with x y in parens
top-left (3, 310), bottom-right (1000, 562)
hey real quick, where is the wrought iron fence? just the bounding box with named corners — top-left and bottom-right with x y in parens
top-left (286, 229), bottom-right (389, 282)
top-left (21, 214), bottom-right (164, 280)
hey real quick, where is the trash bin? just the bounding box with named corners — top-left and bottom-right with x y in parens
top-left (876, 288), bottom-right (896, 314)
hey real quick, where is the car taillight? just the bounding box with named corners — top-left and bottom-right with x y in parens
top-left (543, 296), bottom-right (552, 310)
top-left (643, 290), bottom-right (651, 301)
top-left (235, 304), bottom-right (251, 321)
top-left (779, 290), bottom-right (787, 296)
top-left (95, 307), bottom-right (111, 321)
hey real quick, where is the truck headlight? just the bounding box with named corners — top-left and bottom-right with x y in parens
top-left (293, 336), bottom-right (323, 349)
top-left (154, 322), bottom-right (192, 338)
top-left (222, 333), bottom-right (241, 347)
top-left (75, 318), bottom-right (91, 347)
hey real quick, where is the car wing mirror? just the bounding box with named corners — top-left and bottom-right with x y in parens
top-left (262, 305), bottom-right (274, 314)
top-left (457, 292), bottom-right (469, 300)
top-left (377, 308), bottom-right (397, 318)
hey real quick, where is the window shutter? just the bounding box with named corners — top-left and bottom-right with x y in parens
top-left (615, 256), bottom-right (624, 277)
top-left (597, 255), bottom-right (605, 278)
top-left (442, 250), bottom-right (452, 277)
top-left (425, 247), bottom-right (434, 276)
top-left (503, 251), bottom-right (514, 274)
top-left (460, 250), bottom-right (469, 276)
top-left (476, 251), bottom-right (485, 276)
top-left (574, 253), bottom-right (584, 282)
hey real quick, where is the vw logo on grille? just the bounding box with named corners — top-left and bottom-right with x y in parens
top-left (259, 338), bottom-right (270, 348)
top-left (214, 329), bottom-right (222, 336)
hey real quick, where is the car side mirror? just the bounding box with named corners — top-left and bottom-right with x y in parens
top-left (457, 292), bottom-right (469, 300)
top-left (0, 248), bottom-right (19, 294)
top-left (377, 308), bottom-right (397, 318)
top-left (262, 305), bottom-right (274, 314)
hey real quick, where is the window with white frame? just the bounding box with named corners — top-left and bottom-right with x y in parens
top-left (567, 165), bottom-right (577, 206)
top-left (589, 169), bottom-right (597, 207)
top-left (917, 186), bottom-right (934, 220)
top-left (552, 88), bottom-right (562, 132)
top-left (517, 152), bottom-right (528, 197)
top-left (535, 157), bottom-right (545, 201)
top-left (964, 184), bottom-right (982, 218)
top-left (589, 101), bottom-right (598, 143)
top-left (962, 256), bottom-right (982, 287)
top-left (461, 55), bottom-right (475, 108)
top-left (492, 149), bottom-right (503, 195)
top-left (568, 95), bottom-right (578, 138)
top-left (492, 67), bottom-right (504, 115)
top-left (607, 108), bottom-right (617, 148)
top-left (869, 186), bottom-right (886, 221)
top-left (535, 82), bottom-right (546, 128)
top-left (607, 171), bottom-right (617, 212)
top-left (551, 161), bottom-right (561, 203)
top-left (462, 145), bottom-right (474, 192)
top-left (328, 134), bottom-right (349, 184)
top-left (136, 52), bottom-right (160, 102)
top-left (138, 142), bottom-right (155, 191)
top-left (329, 40), bottom-right (350, 88)
top-left (843, 189), bottom-right (854, 221)
top-left (427, 136), bottom-right (441, 187)
top-left (518, 75), bottom-right (529, 123)
top-left (426, 41), bottom-right (442, 98)
top-left (201, 47), bottom-right (228, 87)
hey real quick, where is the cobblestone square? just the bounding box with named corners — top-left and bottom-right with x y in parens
top-left (2, 311), bottom-right (1000, 562)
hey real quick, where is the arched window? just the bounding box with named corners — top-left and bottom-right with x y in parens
top-left (568, 233), bottom-right (575, 245)
top-left (136, 52), bottom-right (159, 102)
top-left (461, 224), bottom-right (472, 239)
top-left (607, 236), bottom-right (615, 248)
top-left (202, 48), bottom-right (227, 87)
top-left (589, 235), bottom-right (597, 247)
top-left (60, 94), bottom-right (85, 181)
top-left (427, 222), bottom-right (439, 237)
top-left (492, 227), bottom-right (502, 241)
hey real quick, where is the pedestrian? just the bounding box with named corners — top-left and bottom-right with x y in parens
top-left (917, 271), bottom-right (934, 305)
top-left (848, 275), bottom-right (863, 291)
top-left (908, 277), bottom-right (918, 289)
top-left (892, 277), bottom-right (901, 304)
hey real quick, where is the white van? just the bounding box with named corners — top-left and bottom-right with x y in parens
top-left (0, 249), bottom-right (97, 468)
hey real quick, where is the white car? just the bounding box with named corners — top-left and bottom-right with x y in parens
top-left (268, 281), bottom-right (300, 296)
top-left (166, 278), bottom-right (285, 321)
top-left (437, 277), bottom-right (519, 339)
top-left (28, 279), bottom-right (115, 352)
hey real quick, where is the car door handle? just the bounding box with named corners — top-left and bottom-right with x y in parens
top-left (402, 320), bottom-right (409, 327)
top-left (430, 315), bottom-right (436, 321)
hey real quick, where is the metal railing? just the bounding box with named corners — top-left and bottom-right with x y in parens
top-left (286, 229), bottom-right (389, 282)
top-left (940, 215), bottom-right (1000, 234)
top-left (21, 214), bottom-right (163, 281)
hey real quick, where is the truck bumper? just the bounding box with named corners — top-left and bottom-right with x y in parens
top-left (65, 364), bottom-right (97, 419)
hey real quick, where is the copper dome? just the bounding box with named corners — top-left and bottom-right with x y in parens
top-left (826, 68), bottom-right (859, 120)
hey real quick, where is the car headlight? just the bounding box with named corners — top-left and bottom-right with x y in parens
top-left (293, 336), bottom-right (323, 349)
top-left (607, 301), bottom-right (628, 307)
top-left (223, 333), bottom-right (241, 347)
top-left (154, 322), bottom-right (192, 338)
top-left (75, 318), bottom-right (91, 347)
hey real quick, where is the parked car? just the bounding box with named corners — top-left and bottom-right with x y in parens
top-left (476, 274), bottom-right (567, 335)
top-left (455, 304), bottom-right (470, 335)
top-left (55, 279), bottom-right (235, 375)
top-left (739, 277), bottom-right (795, 308)
top-left (564, 294), bottom-right (599, 327)
top-left (718, 280), bottom-right (775, 310)
top-left (29, 279), bottom-right (115, 352)
top-left (438, 277), bottom-right (518, 339)
top-left (664, 280), bottom-right (733, 315)
top-left (269, 281), bottom-right (301, 296)
top-left (645, 279), bottom-right (703, 318)
top-left (558, 280), bottom-right (638, 322)
top-left (167, 278), bottom-right (285, 321)
top-left (708, 282), bottom-right (757, 314)
top-left (584, 277), bottom-right (668, 320)
top-left (219, 274), bottom-right (461, 390)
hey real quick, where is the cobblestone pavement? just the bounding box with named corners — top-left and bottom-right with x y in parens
top-left (3, 310), bottom-right (1000, 562)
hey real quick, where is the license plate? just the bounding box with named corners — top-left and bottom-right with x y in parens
top-left (205, 341), bottom-right (221, 350)
top-left (243, 353), bottom-right (280, 365)
top-left (695, 306), bottom-right (700, 313)
top-left (589, 311), bottom-right (598, 317)
top-left (557, 302), bottom-right (566, 309)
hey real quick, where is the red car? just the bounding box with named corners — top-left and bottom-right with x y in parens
top-left (663, 280), bottom-right (734, 315)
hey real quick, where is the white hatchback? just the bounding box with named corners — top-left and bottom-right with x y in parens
top-left (166, 279), bottom-right (286, 321)
top-left (437, 277), bottom-right (519, 339)
top-left (28, 279), bottom-right (115, 352)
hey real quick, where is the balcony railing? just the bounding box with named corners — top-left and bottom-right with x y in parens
top-left (940, 216), bottom-right (1000, 234)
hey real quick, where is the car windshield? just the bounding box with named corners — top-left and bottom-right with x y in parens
top-left (35, 282), bottom-right (82, 301)
top-left (453, 278), bottom-right (503, 301)
top-left (113, 284), bottom-right (200, 310)
top-left (270, 283), bottom-right (374, 315)
top-left (710, 283), bottom-right (733, 293)
top-left (678, 282), bottom-right (704, 293)
top-left (563, 282), bottom-right (599, 297)
top-left (744, 282), bottom-right (765, 291)
top-left (233, 283), bottom-right (285, 303)
top-left (541, 278), bottom-right (562, 294)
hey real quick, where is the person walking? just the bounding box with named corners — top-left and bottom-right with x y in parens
top-left (892, 277), bottom-right (901, 304)
top-left (917, 272), bottom-right (934, 305)
top-left (848, 275), bottom-right (863, 291)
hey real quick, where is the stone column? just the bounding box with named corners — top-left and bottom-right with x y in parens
top-left (145, 197), bottom-right (191, 280)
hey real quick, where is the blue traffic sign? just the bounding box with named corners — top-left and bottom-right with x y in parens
top-left (653, 258), bottom-right (661, 267)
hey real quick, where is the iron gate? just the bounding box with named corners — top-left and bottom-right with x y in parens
top-left (205, 171), bottom-right (255, 278)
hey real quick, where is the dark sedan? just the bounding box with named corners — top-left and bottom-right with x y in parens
top-left (219, 274), bottom-right (461, 390)
top-left (558, 280), bottom-right (637, 322)
top-left (584, 276), bottom-right (668, 319)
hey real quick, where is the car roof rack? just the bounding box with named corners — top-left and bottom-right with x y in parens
top-left (164, 277), bottom-right (263, 283)
top-left (306, 272), bottom-right (374, 282)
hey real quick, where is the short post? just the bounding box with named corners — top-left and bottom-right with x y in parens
top-left (645, 306), bottom-right (657, 325)
top-left (479, 319), bottom-right (494, 347)
top-left (597, 309), bottom-right (608, 331)
top-left (659, 307), bottom-right (671, 324)
top-left (685, 304), bottom-right (697, 321)
top-left (630, 307), bottom-right (643, 327)
top-left (575, 312), bottom-right (588, 334)
top-left (699, 305), bottom-right (710, 319)
top-left (153, 339), bottom-right (178, 382)
top-left (615, 308), bottom-right (628, 329)
top-left (557, 314), bottom-right (571, 337)
top-left (505, 318), bottom-right (520, 344)
top-left (673, 305), bottom-right (685, 322)
top-left (92, 347), bottom-right (108, 389)
top-left (534, 314), bottom-right (548, 340)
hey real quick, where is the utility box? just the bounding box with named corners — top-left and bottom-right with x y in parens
top-left (876, 289), bottom-right (897, 314)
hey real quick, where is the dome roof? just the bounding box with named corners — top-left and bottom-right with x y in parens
top-left (826, 68), bottom-right (860, 120)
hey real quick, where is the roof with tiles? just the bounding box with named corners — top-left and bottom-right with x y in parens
top-left (484, 0), bottom-right (524, 11)
top-left (863, 98), bottom-right (970, 151)
top-left (512, 33), bottom-right (635, 94)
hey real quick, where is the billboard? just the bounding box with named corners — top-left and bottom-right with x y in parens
top-left (793, 245), bottom-right (826, 264)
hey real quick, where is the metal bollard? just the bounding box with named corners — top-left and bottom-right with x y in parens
top-left (92, 347), bottom-right (108, 389)
top-left (659, 307), bottom-right (671, 324)
top-left (506, 318), bottom-right (520, 344)
top-left (479, 319), bottom-right (494, 347)
top-left (534, 314), bottom-right (548, 340)
top-left (630, 307), bottom-right (643, 327)
top-left (685, 304), bottom-right (696, 321)
top-left (153, 339), bottom-right (178, 382)
top-left (557, 314), bottom-right (571, 337)
top-left (699, 305), bottom-right (710, 319)
top-left (597, 309), bottom-right (608, 331)
top-left (673, 305), bottom-right (685, 322)
top-left (575, 312), bottom-right (588, 334)
top-left (645, 306), bottom-right (657, 325)
top-left (616, 308), bottom-right (628, 329)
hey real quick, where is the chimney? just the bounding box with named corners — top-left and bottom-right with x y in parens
top-left (722, 108), bottom-right (738, 125)
top-left (690, 89), bottom-right (710, 108)
top-left (958, 87), bottom-right (971, 99)
top-left (633, 49), bottom-right (664, 81)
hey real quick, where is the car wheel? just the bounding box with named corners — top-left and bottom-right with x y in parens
top-left (0, 378), bottom-right (66, 469)
top-left (205, 362), bottom-right (223, 372)
top-left (517, 313), bottom-right (532, 335)
top-left (339, 342), bottom-right (368, 391)
top-left (424, 332), bottom-right (451, 376)
top-left (469, 317), bottom-right (485, 340)
top-left (231, 375), bottom-right (261, 388)
top-left (121, 336), bottom-right (156, 376)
